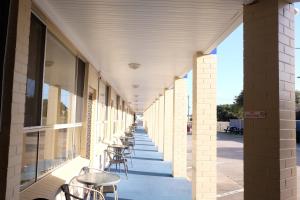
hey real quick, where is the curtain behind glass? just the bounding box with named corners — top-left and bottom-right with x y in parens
top-left (42, 32), bottom-right (76, 125)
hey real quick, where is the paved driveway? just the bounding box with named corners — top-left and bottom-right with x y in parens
top-left (214, 133), bottom-right (244, 200)
top-left (187, 132), bottom-right (300, 200)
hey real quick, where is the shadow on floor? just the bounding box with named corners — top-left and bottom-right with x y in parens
top-left (106, 197), bottom-right (133, 200)
top-left (132, 157), bottom-right (163, 161)
top-left (109, 168), bottom-right (172, 177)
top-left (134, 149), bottom-right (157, 152)
top-left (134, 140), bottom-right (152, 142)
top-left (134, 144), bottom-right (155, 146)
top-left (127, 170), bottom-right (172, 177)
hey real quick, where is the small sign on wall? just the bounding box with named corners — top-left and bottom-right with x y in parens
top-left (244, 111), bottom-right (266, 119)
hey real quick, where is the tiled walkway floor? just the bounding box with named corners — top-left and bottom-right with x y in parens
top-left (107, 128), bottom-right (191, 200)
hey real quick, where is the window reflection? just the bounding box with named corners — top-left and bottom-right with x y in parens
top-left (37, 128), bottom-right (74, 177)
top-left (24, 15), bottom-right (45, 127)
top-left (21, 132), bottom-right (38, 186)
top-left (73, 127), bottom-right (81, 157)
top-left (22, 17), bottom-right (85, 189)
top-left (42, 33), bottom-right (76, 125)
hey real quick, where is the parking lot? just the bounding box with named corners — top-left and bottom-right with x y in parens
top-left (187, 132), bottom-right (300, 200)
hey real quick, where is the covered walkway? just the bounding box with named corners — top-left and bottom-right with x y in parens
top-left (2, 0), bottom-right (298, 199)
top-left (107, 128), bottom-right (191, 200)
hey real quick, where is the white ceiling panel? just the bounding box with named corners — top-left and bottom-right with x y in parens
top-left (34, 0), bottom-right (243, 112)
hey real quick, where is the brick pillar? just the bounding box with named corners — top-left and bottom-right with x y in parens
top-left (149, 105), bottom-right (153, 139)
top-left (158, 95), bottom-right (165, 152)
top-left (192, 53), bottom-right (217, 200)
top-left (144, 109), bottom-right (148, 132)
top-left (0, 0), bottom-right (32, 199)
top-left (152, 102), bottom-right (155, 142)
top-left (150, 104), bottom-right (154, 140)
top-left (163, 89), bottom-right (174, 161)
top-left (155, 99), bottom-right (159, 146)
top-left (152, 102), bottom-right (155, 141)
top-left (244, 1), bottom-right (296, 199)
top-left (172, 78), bottom-right (187, 177)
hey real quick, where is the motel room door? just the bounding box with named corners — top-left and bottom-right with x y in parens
top-left (86, 88), bottom-right (96, 159)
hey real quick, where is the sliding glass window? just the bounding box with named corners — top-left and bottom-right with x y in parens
top-left (24, 15), bottom-right (45, 127)
top-left (42, 32), bottom-right (76, 125)
top-left (76, 58), bottom-right (85, 123)
top-left (21, 14), bottom-right (46, 187)
top-left (21, 14), bottom-right (85, 189)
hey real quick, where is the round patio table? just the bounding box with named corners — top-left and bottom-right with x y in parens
top-left (109, 144), bottom-right (128, 151)
top-left (109, 144), bottom-right (127, 148)
top-left (120, 136), bottom-right (134, 142)
top-left (109, 144), bottom-right (129, 156)
top-left (76, 172), bottom-right (120, 187)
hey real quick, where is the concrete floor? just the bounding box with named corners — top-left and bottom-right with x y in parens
top-left (107, 128), bottom-right (191, 200)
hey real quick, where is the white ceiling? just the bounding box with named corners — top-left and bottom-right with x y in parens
top-left (34, 0), bottom-right (243, 112)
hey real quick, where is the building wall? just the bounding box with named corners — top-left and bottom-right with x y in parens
top-left (2, 1), bottom-right (134, 199)
top-left (6, 0), bottom-right (31, 199)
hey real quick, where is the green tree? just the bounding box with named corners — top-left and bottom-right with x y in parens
top-left (217, 90), bottom-right (244, 121)
top-left (234, 90), bottom-right (243, 107)
top-left (296, 90), bottom-right (300, 105)
top-left (217, 104), bottom-right (239, 121)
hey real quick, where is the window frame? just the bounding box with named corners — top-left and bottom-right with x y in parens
top-left (21, 13), bottom-right (85, 190)
top-left (24, 14), bottom-right (46, 127)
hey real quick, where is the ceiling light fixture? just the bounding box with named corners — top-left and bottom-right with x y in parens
top-left (45, 60), bottom-right (54, 67)
top-left (132, 84), bottom-right (139, 89)
top-left (242, 0), bottom-right (257, 5)
top-left (295, 8), bottom-right (299, 16)
top-left (128, 63), bottom-right (141, 70)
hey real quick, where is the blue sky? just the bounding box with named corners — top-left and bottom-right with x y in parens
top-left (187, 3), bottom-right (300, 110)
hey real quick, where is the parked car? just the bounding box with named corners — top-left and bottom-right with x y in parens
top-left (224, 126), bottom-right (243, 135)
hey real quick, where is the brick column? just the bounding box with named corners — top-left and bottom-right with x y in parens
top-left (163, 89), bottom-right (174, 161)
top-left (150, 103), bottom-right (154, 140)
top-left (158, 95), bottom-right (165, 152)
top-left (244, 1), bottom-right (296, 200)
top-left (192, 53), bottom-right (217, 200)
top-left (149, 104), bottom-right (153, 139)
top-left (144, 108), bottom-right (148, 132)
top-left (172, 78), bottom-right (187, 177)
top-left (3, 0), bottom-right (32, 199)
top-left (155, 99), bottom-right (159, 146)
top-left (152, 102), bottom-right (156, 142)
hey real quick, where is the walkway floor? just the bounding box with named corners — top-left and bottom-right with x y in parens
top-left (107, 128), bottom-right (191, 200)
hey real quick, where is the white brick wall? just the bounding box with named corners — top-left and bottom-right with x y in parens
top-left (192, 54), bottom-right (217, 200)
top-left (172, 78), bottom-right (187, 178)
top-left (154, 99), bottom-right (159, 146)
top-left (158, 95), bottom-right (165, 152)
top-left (163, 89), bottom-right (174, 161)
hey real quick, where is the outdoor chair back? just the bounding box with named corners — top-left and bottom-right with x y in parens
top-left (79, 166), bottom-right (119, 200)
top-left (60, 183), bottom-right (105, 200)
top-left (104, 149), bottom-right (128, 177)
